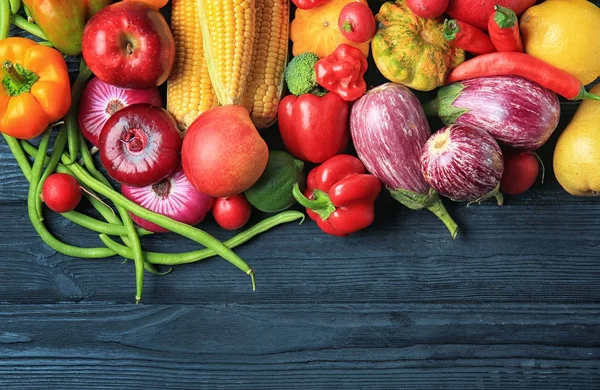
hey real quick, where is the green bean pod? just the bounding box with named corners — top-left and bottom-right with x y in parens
top-left (10, 14), bottom-right (46, 40)
top-left (66, 61), bottom-right (93, 162)
top-left (9, 0), bottom-right (20, 14)
top-left (99, 211), bottom-right (306, 265)
top-left (1, 0), bottom-right (10, 40)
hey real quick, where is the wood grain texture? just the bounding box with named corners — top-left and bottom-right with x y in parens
top-left (0, 303), bottom-right (599, 389)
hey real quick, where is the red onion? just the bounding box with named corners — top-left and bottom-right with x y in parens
top-left (121, 166), bottom-right (213, 233)
top-left (424, 75), bottom-right (560, 151)
top-left (350, 83), bottom-right (458, 238)
top-left (420, 124), bottom-right (504, 204)
top-left (78, 77), bottom-right (163, 147)
top-left (99, 103), bottom-right (182, 187)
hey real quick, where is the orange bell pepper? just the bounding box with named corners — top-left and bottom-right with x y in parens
top-left (0, 38), bottom-right (71, 140)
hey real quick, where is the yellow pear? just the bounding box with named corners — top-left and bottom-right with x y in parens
top-left (553, 84), bottom-right (600, 196)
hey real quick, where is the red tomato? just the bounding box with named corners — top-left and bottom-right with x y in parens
top-left (500, 152), bottom-right (540, 195)
top-left (212, 195), bottom-right (252, 230)
top-left (337, 2), bottom-right (376, 44)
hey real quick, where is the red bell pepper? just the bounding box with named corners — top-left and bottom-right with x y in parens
top-left (292, 0), bottom-right (330, 10)
top-left (292, 154), bottom-right (381, 236)
top-left (278, 92), bottom-right (349, 163)
top-left (315, 44), bottom-right (368, 101)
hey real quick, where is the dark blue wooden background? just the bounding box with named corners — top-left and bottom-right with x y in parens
top-left (1, 1), bottom-right (599, 388)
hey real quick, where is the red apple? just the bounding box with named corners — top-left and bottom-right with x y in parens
top-left (82, 1), bottom-right (175, 89)
top-left (182, 106), bottom-right (269, 198)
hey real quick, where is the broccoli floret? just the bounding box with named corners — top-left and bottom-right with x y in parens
top-left (284, 52), bottom-right (320, 96)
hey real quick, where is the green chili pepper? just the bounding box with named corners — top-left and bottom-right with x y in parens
top-left (99, 210), bottom-right (306, 265)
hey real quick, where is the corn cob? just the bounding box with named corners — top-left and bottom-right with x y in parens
top-left (167, 0), bottom-right (219, 130)
top-left (242, 0), bottom-right (289, 129)
top-left (198, 0), bottom-right (257, 106)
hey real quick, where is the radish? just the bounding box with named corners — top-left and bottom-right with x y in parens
top-left (500, 151), bottom-right (540, 195)
top-left (406, 0), bottom-right (449, 19)
top-left (41, 173), bottom-right (82, 213)
top-left (212, 195), bottom-right (252, 231)
top-left (421, 124), bottom-right (504, 204)
top-left (338, 3), bottom-right (377, 43)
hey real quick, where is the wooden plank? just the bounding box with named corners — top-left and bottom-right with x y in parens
top-left (0, 303), bottom-right (598, 389)
top-left (1, 198), bottom-right (599, 304)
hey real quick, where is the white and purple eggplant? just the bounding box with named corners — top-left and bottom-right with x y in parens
top-left (423, 75), bottom-right (560, 151)
top-left (350, 83), bottom-right (458, 238)
top-left (420, 124), bottom-right (504, 204)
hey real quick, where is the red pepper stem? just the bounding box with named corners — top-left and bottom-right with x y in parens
top-left (292, 182), bottom-right (336, 220)
top-left (442, 19), bottom-right (460, 41)
top-left (575, 86), bottom-right (600, 101)
top-left (493, 5), bottom-right (517, 29)
top-left (2, 61), bottom-right (25, 90)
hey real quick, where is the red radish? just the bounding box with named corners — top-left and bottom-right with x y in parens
top-left (99, 103), bottom-right (182, 187)
top-left (121, 166), bottom-right (213, 233)
top-left (406, 0), bottom-right (449, 19)
top-left (338, 3), bottom-right (376, 43)
top-left (446, 0), bottom-right (537, 32)
top-left (78, 77), bottom-right (163, 147)
top-left (420, 124), bottom-right (504, 204)
top-left (212, 195), bottom-right (252, 231)
top-left (41, 173), bottom-right (82, 213)
top-left (182, 105), bottom-right (269, 198)
top-left (500, 151), bottom-right (539, 195)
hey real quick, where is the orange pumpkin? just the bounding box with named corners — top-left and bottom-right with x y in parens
top-left (290, 0), bottom-right (371, 58)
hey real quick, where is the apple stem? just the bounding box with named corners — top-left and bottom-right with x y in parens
top-left (126, 41), bottom-right (134, 55)
top-left (342, 20), bottom-right (354, 32)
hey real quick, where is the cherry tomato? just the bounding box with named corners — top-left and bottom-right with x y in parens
top-left (338, 2), bottom-right (376, 44)
top-left (212, 195), bottom-right (252, 230)
top-left (41, 173), bottom-right (82, 213)
top-left (500, 151), bottom-right (540, 195)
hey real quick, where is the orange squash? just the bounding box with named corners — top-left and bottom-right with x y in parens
top-left (372, 0), bottom-right (465, 91)
top-left (290, 0), bottom-right (371, 58)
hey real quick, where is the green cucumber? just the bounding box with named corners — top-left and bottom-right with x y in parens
top-left (245, 151), bottom-right (305, 213)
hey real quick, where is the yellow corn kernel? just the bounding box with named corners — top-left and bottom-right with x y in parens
top-left (167, 0), bottom-right (218, 130)
top-left (198, 0), bottom-right (256, 106)
top-left (243, 0), bottom-right (289, 129)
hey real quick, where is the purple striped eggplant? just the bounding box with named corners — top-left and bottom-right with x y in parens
top-left (350, 83), bottom-right (458, 238)
top-left (423, 75), bottom-right (560, 151)
top-left (421, 124), bottom-right (504, 204)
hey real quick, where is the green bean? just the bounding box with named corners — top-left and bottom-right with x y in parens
top-left (2, 134), bottom-right (32, 179)
top-left (36, 126), bottom-right (68, 218)
top-left (23, 3), bottom-right (31, 20)
top-left (25, 131), bottom-right (115, 259)
top-left (10, 14), bottom-right (46, 40)
top-left (9, 0), bottom-right (20, 14)
top-left (64, 160), bottom-right (256, 290)
top-left (116, 206), bottom-right (145, 303)
top-left (99, 210), bottom-right (306, 265)
top-left (66, 61), bottom-right (93, 163)
top-left (0, 0), bottom-right (10, 40)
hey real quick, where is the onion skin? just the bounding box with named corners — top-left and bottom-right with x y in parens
top-left (78, 77), bottom-right (163, 147)
top-left (421, 124), bottom-right (504, 203)
top-left (121, 166), bottom-right (213, 233)
top-left (425, 75), bottom-right (560, 151)
top-left (350, 82), bottom-right (458, 238)
top-left (99, 104), bottom-right (182, 187)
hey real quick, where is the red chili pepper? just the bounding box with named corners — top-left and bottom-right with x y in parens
top-left (292, 154), bottom-right (381, 236)
top-left (278, 92), bottom-right (350, 163)
top-left (443, 19), bottom-right (496, 56)
top-left (445, 52), bottom-right (600, 101)
top-left (291, 0), bottom-right (329, 10)
top-left (488, 5), bottom-right (523, 52)
top-left (314, 43), bottom-right (368, 102)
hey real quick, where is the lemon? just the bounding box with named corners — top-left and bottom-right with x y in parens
top-left (520, 0), bottom-right (600, 86)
